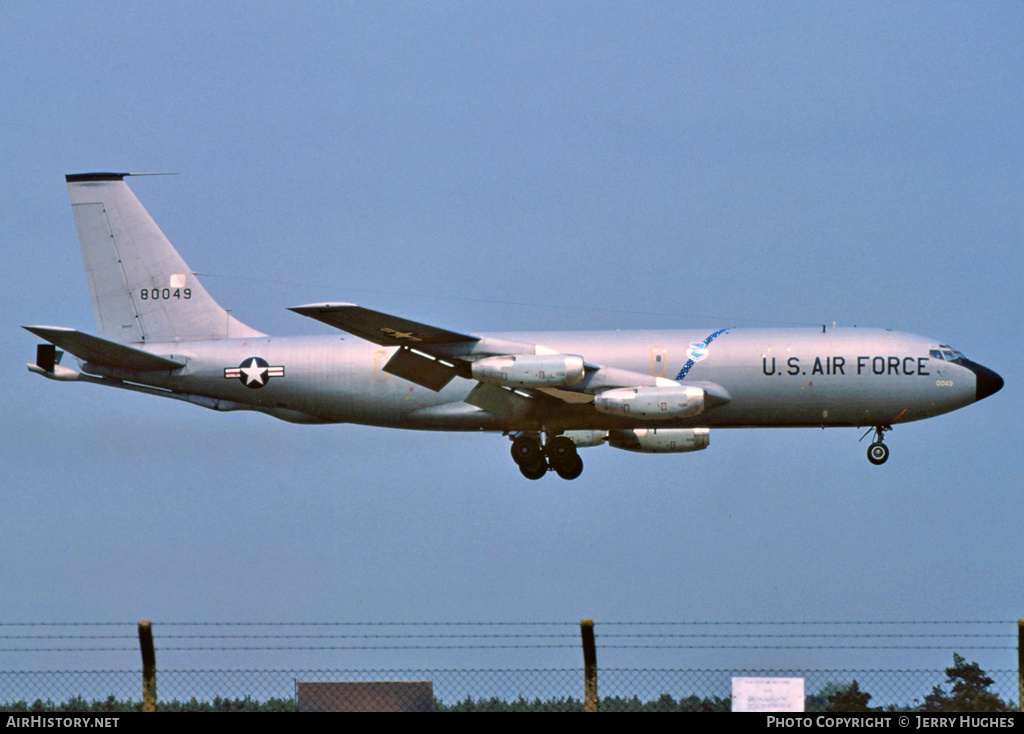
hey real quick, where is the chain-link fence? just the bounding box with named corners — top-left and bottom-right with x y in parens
top-left (1, 667), bottom-right (1018, 712)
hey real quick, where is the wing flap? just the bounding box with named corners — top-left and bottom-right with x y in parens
top-left (23, 326), bottom-right (185, 371)
top-left (382, 347), bottom-right (460, 391)
top-left (464, 383), bottom-right (533, 421)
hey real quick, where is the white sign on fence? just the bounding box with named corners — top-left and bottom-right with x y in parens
top-left (731, 677), bottom-right (805, 712)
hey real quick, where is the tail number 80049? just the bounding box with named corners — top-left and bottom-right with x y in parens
top-left (140, 288), bottom-right (192, 300)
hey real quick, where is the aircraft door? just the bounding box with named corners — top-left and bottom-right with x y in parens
top-left (651, 346), bottom-right (667, 377)
top-left (373, 350), bottom-right (389, 381)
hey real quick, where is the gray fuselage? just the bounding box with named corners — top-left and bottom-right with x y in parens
top-left (85, 326), bottom-right (990, 433)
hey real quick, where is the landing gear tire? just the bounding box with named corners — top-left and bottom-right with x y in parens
top-left (867, 442), bottom-right (889, 465)
top-left (510, 433), bottom-right (585, 480)
top-left (546, 436), bottom-right (583, 480)
top-left (519, 460), bottom-right (548, 480)
top-left (553, 454), bottom-right (584, 480)
top-left (545, 436), bottom-right (577, 463)
top-left (511, 435), bottom-right (543, 466)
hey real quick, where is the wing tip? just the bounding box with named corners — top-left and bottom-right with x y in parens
top-left (23, 325), bottom-right (75, 337)
top-left (289, 302), bottom-right (359, 312)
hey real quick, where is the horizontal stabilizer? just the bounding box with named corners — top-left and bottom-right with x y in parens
top-left (290, 303), bottom-right (478, 347)
top-left (23, 326), bottom-right (184, 371)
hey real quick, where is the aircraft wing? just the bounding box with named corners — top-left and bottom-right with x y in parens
top-left (23, 326), bottom-right (185, 371)
top-left (291, 302), bottom-right (500, 391)
top-left (289, 303), bottom-right (478, 347)
top-left (287, 303), bottom-right (728, 411)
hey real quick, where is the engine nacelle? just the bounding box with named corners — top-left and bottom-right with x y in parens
top-left (561, 429), bottom-right (608, 448)
top-left (593, 384), bottom-right (704, 420)
top-left (471, 353), bottom-right (585, 388)
top-left (607, 428), bottom-right (710, 453)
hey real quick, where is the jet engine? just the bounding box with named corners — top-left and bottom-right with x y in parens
top-left (471, 353), bottom-right (586, 388)
top-left (606, 428), bottom-right (710, 453)
top-left (593, 384), bottom-right (704, 419)
top-left (561, 429), bottom-right (608, 448)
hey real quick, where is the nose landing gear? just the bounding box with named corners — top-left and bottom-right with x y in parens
top-left (510, 433), bottom-right (584, 480)
top-left (861, 425), bottom-right (892, 465)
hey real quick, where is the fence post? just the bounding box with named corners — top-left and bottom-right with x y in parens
top-left (1018, 619), bottom-right (1023, 713)
top-left (581, 618), bottom-right (598, 712)
top-left (138, 620), bottom-right (156, 712)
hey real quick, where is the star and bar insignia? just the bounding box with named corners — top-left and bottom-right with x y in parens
top-left (380, 326), bottom-right (423, 342)
top-left (224, 357), bottom-right (285, 389)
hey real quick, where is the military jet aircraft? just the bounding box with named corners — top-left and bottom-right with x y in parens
top-left (25, 173), bottom-right (1004, 480)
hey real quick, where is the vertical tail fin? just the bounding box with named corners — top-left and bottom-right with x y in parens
top-left (66, 173), bottom-right (265, 343)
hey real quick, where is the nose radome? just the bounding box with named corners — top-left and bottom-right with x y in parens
top-left (965, 360), bottom-right (1004, 402)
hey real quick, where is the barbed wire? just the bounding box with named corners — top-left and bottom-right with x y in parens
top-left (0, 621), bottom-right (1017, 653)
top-left (0, 620), bottom-right (1011, 626)
top-left (0, 630), bottom-right (1007, 634)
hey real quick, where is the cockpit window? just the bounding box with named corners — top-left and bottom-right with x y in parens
top-left (931, 345), bottom-right (967, 361)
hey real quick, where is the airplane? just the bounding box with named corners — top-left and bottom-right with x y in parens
top-left (25, 173), bottom-right (1004, 480)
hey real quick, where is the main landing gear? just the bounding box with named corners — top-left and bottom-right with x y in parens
top-left (510, 434), bottom-right (584, 480)
top-left (861, 425), bottom-right (892, 465)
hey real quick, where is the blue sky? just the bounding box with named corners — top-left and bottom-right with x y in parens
top-left (1, 2), bottom-right (1020, 677)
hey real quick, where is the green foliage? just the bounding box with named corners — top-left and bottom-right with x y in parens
top-left (435, 695), bottom-right (580, 712)
top-left (156, 696), bottom-right (296, 712)
top-left (596, 693), bottom-right (730, 712)
top-left (434, 692), bottom-right (729, 712)
top-left (807, 682), bottom-right (847, 712)
top-left (1, 696), bottom-right (296, 713)
top-left (807, 681), bottom-right (875, 712)
top-left (825, 680), bottom-right (873, 712)
top-left (922, 653), bottom-right (1013, 713)
top-left (3, 695), bottom-right (140, 713)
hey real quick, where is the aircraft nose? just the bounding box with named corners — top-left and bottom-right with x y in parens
top-left (964, 360), bottom-right (1004, 402)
